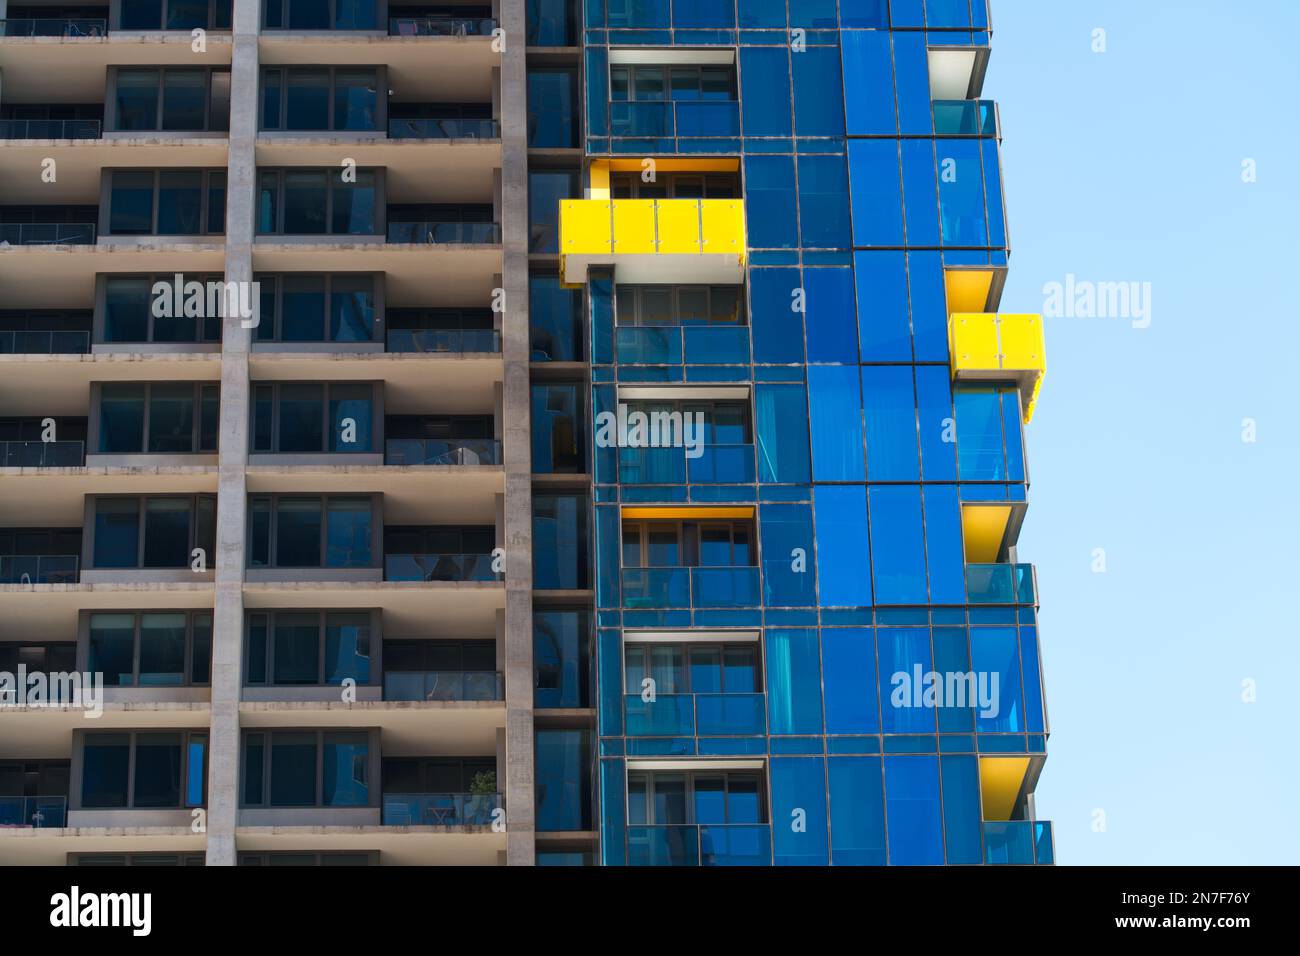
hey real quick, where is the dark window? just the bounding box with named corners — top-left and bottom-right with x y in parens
top-left (257, 168), bottom-right (378, 235)
top-left (112, 68), bottom-right (229, 132)
top-left (80, 731), bottom-right (206, 809)
top-left (91, 496), bottom-right (216, 569)
top-left (89, 611), bottom-right (212, 687)
top-left (610, 65), bottom-right (736, 102)
top-left (616, 284), bottom-right (744, 326)
top-left (107, 170), bottom-right (226, 236)
top-left (242, 730), bottom-right (371, 808)
top-left (101, 274), bottom-right (223, 344)
top-left (248, 382), bottom-right (374, 453)
top-left (245, 496), bottom-right (375, 569)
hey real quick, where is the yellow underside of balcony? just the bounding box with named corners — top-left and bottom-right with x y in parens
top-left (948, 312), bottom-right (1046, 422)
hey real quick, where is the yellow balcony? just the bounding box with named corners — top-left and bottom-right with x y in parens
top-left (948, 312), bottom-right (1045, 422)
top-left (559, 198), bottom-right (746, 286)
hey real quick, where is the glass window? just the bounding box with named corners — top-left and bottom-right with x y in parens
top-left (333, 70), bottom-right (377, 131)
top-left (528, 171), bottom-right (576, 253)
top-left (329, 384), bottom-right (372, 452)
top-left (278, 384), bottom-right (325, 452)
top-left (813, 486), bottom-right (872, 607)
top-left (147, 383), bottom-right (195, 454)
top-left (109, 171), bottom-right (155, 235)
top-left (869, 486), bottom-right (928, 606)
top-left (533, 493), bottom-right (589, 589)
top-left (770, 757), bottom-right (829, 865)
top-left (938, 140), bottom-right (988, 246)
top-left (139, 613), bottom-right (186, 686)
top-left (161, 70), bottom-right (207, 131)
top-left (89, 614), bottom-right (136, 687)
top-left (528, 69), bottom-right (579, 148)
top-left (332, 170), bottom-right (375, 235)
top-left (322, 733), bottom-right (368, 806)
top-left (285, 68), bottom-right (329, 130)
top-left (743, 155), bottom-right (798, 250)
top-left (841, 30), bottom-right (896, 134)
top-left (765, 629), bottom-right (822, 735)
top-left (971, 626), bottom-right (1023, 733)
top-left (955, 387), bottom-right (1005, 480)
top-left (325, 497), bottom-right (372, 567)
top-left (275, 498), bottom-right (322, 566)
top-left (133, 733), bottom-right (181, 808)
top-left (273, 613), bottom-right (318, 684)
top-left (143, 498), bottom-right (191, 567)
top-left (862, 366), bottom-right (920, 481)
top-left (822, 629), bottom-right (879, 734)
top-left (157, 170), bottom-right (203, 235)
top-left (99, 384), bottom-right (145, 453)
top-left (81, 734), bottom-right (130, 809)
top-left (324, 613), bottom-right (370, 684)
top-left (281, 275), bottom-right (326, 340)
top-left (883, 755), bottom-right (944, 865)
top-left (115, 69), bottom-right (159, 131)
top-left (283, 171), bottom-right (328, 234)
top-left (792, 47), bottom-right (844, 136)
top-left (803, 267), bottom-right (857, 363)
top-left (533, 609), bottom-right (590, 709)
top-left (104, 277), bottom-right (152, 343)
top-left (269, 732), bottom-right (316, 806)
top-left (829, 757), bottom-right (886, 865)
top-left (529, 272), bottom-right (583, 360)
top-left (329, 276), bottom-right (375, 342)
top-left (93, 498), bottom-right (140, 568)
top-left (535, 729), bottom-right (591, 831)
top-left (808, 365), bottom-right (865, 481)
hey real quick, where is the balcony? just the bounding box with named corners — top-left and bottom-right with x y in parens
top-left (0, 555), bottom-right (79, 584)
top-left (384, 553), bottom-right (497, 583)
top-left (624, 693), bottom-right (765, 737)
top-left (621, 566), bottom-right (760, 610)
top-left (948, 312), bottom-right (1045, 422)
top-left (965, 563), bottom-right (1036, 606)
top-left (559, 199), bottom-right (746, 286)
top-left (385, 328), bottom-right (500, 354)
top-left (0, 441), bottom-right (85, 467)
top-left (383, 670), bottom-right (502, 702)
top-left (0, 119), bottom-right (101, 140)
top-left (387, 118), bottom-right (499, 140)
top-left (0, 19), bottom-right (106, 37)
top-left (0, 330), bottom-right (90, 354)
top-left (983, 820), bottom-right (1054, 865)
top-left (932, 100), bottom-right (998, 136)
top-left (385, 221), bottom-right (500, 245)
top-left (627, 824), bottom-right (771, 866)
top-left (618, 444), bottom-right (755, 485)
top-left (385, 439), bottom-right (500, 467)
top-left (0, 223), bottom-right (96, 246)
top-left (615, 324), bottom-right (749, 366)
top-left (0, 796), bottom-right (67, 828)
top-left (609, 101), bottom-right (740, 140)
top-left (381, 792), bottom-right (501, 826)
top-left (388, 17), bottom-right (498, 37)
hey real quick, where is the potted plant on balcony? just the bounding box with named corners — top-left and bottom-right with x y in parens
top-left (466, 771), bottom-right (498, 826)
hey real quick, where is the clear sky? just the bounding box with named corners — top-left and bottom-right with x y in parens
top-left (984, 1), bottom-right (1300, 864)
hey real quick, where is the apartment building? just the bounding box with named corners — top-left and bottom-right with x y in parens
top-left (0, 0), bottom-right (1052, 867)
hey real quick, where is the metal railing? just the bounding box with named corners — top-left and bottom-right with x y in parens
top-left (383, 553), bottom-right (498, 582)
top-left (381, 792), bottom-right (502, 826)
top-left (385, 438), bottom-right (500, 466)
top-left (0, 330), bottom-right (91, 353)
top-left (621, 566), bottom-right (760, 610)
top-left (387, 17), bottom-right (497, 37)
top-left (0, 223), bottom-right (96, 245)
top-left (0, 19), bottom-right (106, 37)
top-left (0, 796), bottom-right (67, 828)
top-left (627, 824), bottom-right (771, 866)
top-left (383, 670), bottom-right (503, 702)
top-left (0, 555), bottom-right (79, 584)
top-left (983, 820), bottom-right (1054, 864)
top-left (387, 118), bottom-right (499, 140)
top-left (624, 692), bottom-right (766, 737)
top-left (384, 328), bottom-right (500, 353)
top-left (0, 119), bottom-right (100, 139)
top-left (0, 441), bottom-right (85, 467)
top-left (386, 221), bottom-right (500, 244)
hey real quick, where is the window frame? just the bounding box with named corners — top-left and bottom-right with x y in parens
top-left (103, 168), bottom-right (227, 237)
top-left (94, 381), bottom-right (219, 455)
top-left (107, 66), bottom-right (231, 133)
top-left (89, 494), bottom-right (217, 570)
top-left (78, 729), bottom-right (208, 810)
top-left (239, 728), bottom-right (375, 809)
top-left (258, 65), bottom-right (384, 133)
top-left (252, 272), bottom-right (383, 343)
top-left (255, 166), bottom-right (384, 236)
top-left (615, 283), bottom-right (745, 327)
top-left (243, 609), bottom-right (376, 686)
top-left (248, 381), bottom-right (379, 454)
top-left (84, 609), bottom-right (214, 687)
top-left (96, 273), bottom-right (225, 345)
top-left (626, 769), bottom-right (767, 826)
top-left (245, 494), bottom-right (379, 569)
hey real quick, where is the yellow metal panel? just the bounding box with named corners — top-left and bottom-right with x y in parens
top-left (559, 199), bottom-right (612, 256)
top-left (655, 200), bottom-right (703, 254)
top-left (700, 199), bottom-right (746, 257)
top-left (622, 506), bottom-right (755, 520)
top-left (949, 312), bottom-right (1000, 374)
top-left (998, 313), bottom-right (1046, 373)
top-left (979, 757), bottom-right (1030, 822)
top-left (961, 503), bottom-right (1011, 563)
top-left (612, 200), bottom-right (657, 254)
top-left (588, 161), bottom-right (610, 200)
top-left (944, 269), bottom-right (994, 316)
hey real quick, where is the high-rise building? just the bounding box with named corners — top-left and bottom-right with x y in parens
top-left (0, 0), bottom-right (1051, 867)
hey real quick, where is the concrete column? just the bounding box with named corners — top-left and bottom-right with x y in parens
top-left (205, 0), bottom-right (259, 866)
top-left (499, 0), bottom-right (536, 865)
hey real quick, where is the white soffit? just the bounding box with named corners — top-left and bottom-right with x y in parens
top-left (627, 759), bottom-right (765, 771)
top-left (608, 48), bottom-right (736, 66)
top-left (617, 385), bottom-right (750, 401)
top-left (623, 630), bottom-right (760, 644)
top-left (927, 48), bottom-right (978, 100)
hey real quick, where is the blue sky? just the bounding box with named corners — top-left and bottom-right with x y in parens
top-left (985, 0), bottom-right (1300, 864)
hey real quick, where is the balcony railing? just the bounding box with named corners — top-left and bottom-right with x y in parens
top-left (627, 824), bottom-right (771, 866)
top-left (385, 328), bottom-right (500, 353)
top-left (386, 221), bottom-right (500, 244)
top-left (0, 555), bottom-right (79, 584)
top-left (0, 119), bottom-right (101, 139)
top-left (983, 820), bottom-right (1054, 865)
top-left (0, 19), bottom-right (106, 37)
top-left (948, 312), bottom-right (1046, 422)
top-left (0, 223), bottom-right (96, 246)
top-left (388, 118), bottom-right (499, 140)
top-left (383, 670), bottom-right (503, 701)
top-left (932, 99), bottom-right (999, 136)
top-left (0, 441), bottom-right (85, 467)
top-left (0, 796), bottom-right (67, 828)
top-left (559, 198), bottom-right (746, 285)
top-left (618, 444), bottom-right (755, 485)
top-left (615, 324), bottom-right (749, 366)
top-left (965, 563), bottom-right (1036, 605)
top-left (624, 692), bottom-right (765, 737)
top-left (621, 566), bottom-right (760, 610)
top-left (609, 101), bottom-right (740, 139)
top-left (385, 438), bottom-right (500, 467)
top-left (384, 553), bottom-right (498, 582)
top-left (382, 792), bottom-right (502, 826)
top-left (388, 17), bottom-right (498, 37)
top-left (0, 330), bottom-right (90, 354)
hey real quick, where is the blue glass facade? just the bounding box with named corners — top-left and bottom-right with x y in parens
top-left (530, 0), bottom-right (1051, 866)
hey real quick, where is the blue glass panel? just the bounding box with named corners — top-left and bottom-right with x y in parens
top-left (908, 251), bottom-right (949, 361)
top-left (982, 137), bottom-right (1007, 248)
top-left (672, 0), bottom-right (733, 28)
top-left (765, 629), bottom-right (823, 735)
top-left (869, 485), bottom-right (929, 605)
top-left (889, 0), bottom-right (925, 28)
top-left (848, 139), bottom-right (904, 246)
top-left (955, 386), bottom-right (1005, 480)
top-left (744, 155), bottom-right (799, 249)
top-left (841, 29), bottom-right (896, 135)
top-left (901, 138), bottom-right (941, 246)
top-left (827, 757), bottom-right (885, 865)
top-left (855, 251), bottom-right (911, 361)
top-left (937, 139), bottom-right (987, 245)
top-left (676, 101), bottom-right (740, 136)
top-left (738, 47), bottom-right (792, 136)
top-left (683, 325), bottom-right (749, 364)
top-left (760, 502), bottom-right (816, 606)
top-left (807, 365), bottom-right (865, 480)
top-left (695, 693), bottom-right (766, 735)
top-left (584, 48), bottom-right (608, 137)
top-left (840, 0), bottom-right (890, 28)
top-left (940, 754), bottom-right (982, 864)
top-left (892, 31), bottom-right (932, 135)
top-left (617, 325), bottom-right (680, 364)
top-left (813, 486), bottom-right (873, 606)
top-left (625, 694), bottom-right (694, 735)
top-left (535, 729), bottom-right (591, 830)
top-left (932, 625), bottom-right (974, 732)
top-left (1019, 625), bottom-right (1045, 734)
top-left (737, 0), bottom-right (786, 28)
top-left (792, 46), bottom-right (844, 137)
top-left (970, 626), bottom-right (1023, 732)
top-left (877, 626), bottom-right (935, 733)
top-left (754, 384), bottom-right (810, 484)
top-left (916, 365), bottom-right (957, 480)
top-left (691, 567), bottom-right (760, 607)
top-left (822, 628), bottom-right (879, 733)
top-left (770, 757), bottom-right (830, 865)
top-left (984, 820), bottom-right (1034, 864)
top-left (749, 268), bottom-right (804, 364)
top-left (883, 755), bottom-right (944, 864)
top-left (804, 267), bottom-right (858, 363)
top-left (597, 629), bottom-right (623, 735)
top-left (862, 365), bottom-right (920, 481)
top-left (798, 156), bottom-right (851, 249)
top-left (1001, 388), bottom-right (1026, 482)
top-left (923, 485), bottom-right (967, 604)
top-left (607, 0), bottom-right (669, 28)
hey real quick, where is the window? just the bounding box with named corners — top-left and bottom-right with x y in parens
top-left (118, 0), bottom-right (232, 30)
top-left (80, 731), bottom-right (207, 809)
top-left (533, 609), bottom-right (590, 708)
top-left (609, 65), bottom-right (736, 102)
top-left (627, 771), bottom-right (764, 825)
top-left (528, 170), bottom-right (576, 253)
top-left (98, 383), bottom-right (218, 454)
top-left (91, 496), bottom-right (216, 569)
top-left (246, 496), bottom-right (375, 569)
top-left (609, 172), bottom-right (737, 199)
top-left (88, 611), bottom-right (212, 686)
top-left (253, 274), bottom-right (376, 342)
top-left (529, 272), bottom-right (583, 360)
top-left (534, 729), bottom-right (591, 831)
top-left (101, 274), bottom-right (223, 344)
top-left (533, 493), bottom-right (590, 589)
top-left (526, 0), bottom-right (578, 45)
top-left (621, 520), bottom-right (753, 568)
top-left (260, 67), bottom-right (379, 132)
top-left (249, 382), bottom-right (375, 453)
top-left (245, 611), bottom-right (372, 685)
top-left (106, 169), bottom-right (226, 236)
top-left (241, 730), bottom-right (371, 808)
top-left (257, 168), bottom-right (378, 235)
top-left (531, 384), bottom-right (584, 474)
top-left (75, 853), bottom-right (206, 865)
top-left (527, 68), bottom-right (579, 148)
top-left (616, 285), bottom-right (743, 326)
top-left (623, 642), bottom-right (756, 695)
top-left (112, 68), bottom-right (230, 132)
top-left (262, 0), bottom-right (378, 30)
